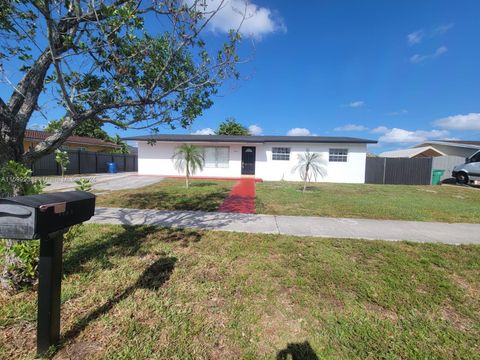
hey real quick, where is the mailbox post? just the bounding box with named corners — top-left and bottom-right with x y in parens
top-left (0, 191), bottom-right (96, 355)
top-left (37, 230), bottom-right (65, 353)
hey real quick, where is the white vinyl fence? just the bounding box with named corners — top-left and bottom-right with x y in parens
top-left (431, 156), bottom-right (465, 181)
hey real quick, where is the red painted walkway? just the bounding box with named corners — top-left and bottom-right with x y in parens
top-left (218, 179), bottom-right (256, 214)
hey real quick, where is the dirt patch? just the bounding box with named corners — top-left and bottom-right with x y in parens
top-left (439, 304), bottom-right (473, 331)
top-left (194, 267), bottom-right (223, 283)
top-left (54, 341), bottom-right (103, 360)
top-left (449, 273), bottom-right (479, 298)
top-left (257, 303), bottom-right (307, 357)
top-left (364, 303), bottom-right (398, 321)
top-left (0, 321), bottom-right (36, 358)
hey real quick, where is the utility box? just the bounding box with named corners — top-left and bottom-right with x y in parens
top-left (0, 191), bottom-right (96, 355)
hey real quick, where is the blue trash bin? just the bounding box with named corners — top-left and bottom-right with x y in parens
top-left (107, 162), bottom-right (117, 173)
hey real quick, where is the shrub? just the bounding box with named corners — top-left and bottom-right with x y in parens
top-left (0, 161), bottom-right (47, 291)
top-left (74, 178), bottom-right (93, 192)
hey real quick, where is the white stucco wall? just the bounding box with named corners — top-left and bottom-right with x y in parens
top-left (138, 141), bottom-right (368, 183)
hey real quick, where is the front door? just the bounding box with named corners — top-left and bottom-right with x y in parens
top-left (241, 147), bottom-right (256, 175)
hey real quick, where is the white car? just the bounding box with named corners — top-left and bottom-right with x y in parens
top-left (452, 150), bottom-right (480, 184)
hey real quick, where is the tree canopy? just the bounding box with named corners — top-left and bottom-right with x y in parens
top-left (0, 0), bottom-right (242, 165)
top-left (45, 119), bottom-right (110, 141)
top-left (216, 117), bottom-right (250, 136)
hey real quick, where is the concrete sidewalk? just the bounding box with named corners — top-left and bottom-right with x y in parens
top-left (89, 207), bottom-right (480, 245)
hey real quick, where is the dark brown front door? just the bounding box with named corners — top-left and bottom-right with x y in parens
top-left (241, 147), bottom-right (256, 175)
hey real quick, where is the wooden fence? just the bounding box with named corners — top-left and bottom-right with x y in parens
top-left (31, 150), bottom-right (137, 176)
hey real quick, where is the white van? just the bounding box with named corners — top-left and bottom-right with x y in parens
top-left (452, 150), bottom-right (480, 184)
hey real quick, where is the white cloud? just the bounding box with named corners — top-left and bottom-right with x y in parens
top-left (433, 23), bottom-right (454, 35)
top-left (287, 128), bottom-right (311, 136)
top-left (192, 128), bottom-right (215, 135)
top-left (334, 124), bottom-right (368, 132)
top-left (348, 100), bottom-right (365, 108)
top-left (248, 124), bottom-right (263, 135)
top-left (378, 128), bottom-right (449, 144)
top-left (407, 24), bottom-right (453, 46)
top-left (189, 0), bottom-right (286, 40)
top-left (371, 126), bottom-right (389, 134)
top-left (410, 46), bottom-right (447, 63)
top-left (407, 30), bottom-right (425, 46)
top-left (434, 112), bottom-right (480, 130)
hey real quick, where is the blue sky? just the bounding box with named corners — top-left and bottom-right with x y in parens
top-left (4, 0), bottom-right (480, 153)
top-left (163, 0), bottom-right (480, 153)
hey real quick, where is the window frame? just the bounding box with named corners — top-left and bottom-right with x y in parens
top-left (202, 146), bottom-right (230, 168)
top-left (272, 147), bottom-right (291, 161)
top-left (329, 148), bottom-right (348, 162)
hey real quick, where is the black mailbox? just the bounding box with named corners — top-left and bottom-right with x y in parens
top-left (0, 191), bottom-right (95, 240)
top-left (0, 191), bottom-right (96, 355)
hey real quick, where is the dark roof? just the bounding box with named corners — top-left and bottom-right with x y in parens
top-left (25, 129), bottom-right (118, 148)
top-left (122, 134), bottom-right (377, 144)
top-left (440, 140), bottom-right (480, 146)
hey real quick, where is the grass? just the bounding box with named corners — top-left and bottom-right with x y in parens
top-left (1, 224), bottom-right (479, 359)
top-left (256, 182), bottom-right (480, 223)
top-left (96, 179), bottom-right (234, 212)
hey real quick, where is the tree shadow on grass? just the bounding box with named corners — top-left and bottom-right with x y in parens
top-left (117, 189), bottom-right (230, 212)
top-left (189, 182), bottom-right (218, 187)
top-left (277, 341), bottom-right (319, 360)
top-left (63, 225), bottom-right (201, 275)
top-left (59, 256), bottom-right (177, 352)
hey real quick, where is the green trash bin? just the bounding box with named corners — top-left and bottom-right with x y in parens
top-left (432, 169), bottom-right (445, 185)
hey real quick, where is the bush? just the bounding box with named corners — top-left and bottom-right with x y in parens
top-left (0, 160), bottom-right (47, 197)
top-left (0, 161), bottom-right (47, 291)
top-left (74, 178), bottom-right (93, 192)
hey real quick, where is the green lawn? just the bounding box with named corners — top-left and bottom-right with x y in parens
top-left (96, 179), bottom-right (234, 212)
top-left (256, 182), bottom-right (480, 223)
top-left (1, 224), bottom-right (479, 359)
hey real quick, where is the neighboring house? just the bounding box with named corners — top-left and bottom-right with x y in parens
top-left (24, 129), bottom-right (119, 152)
top-left (123, 134), bottom-right (377, 183)
top-left (380, 140), bottom-right (480, 158)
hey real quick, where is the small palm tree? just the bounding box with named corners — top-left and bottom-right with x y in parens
top-left (172, 144), bottom-right (204, 188)
top-left (292, 151), bottom-right (327, 192)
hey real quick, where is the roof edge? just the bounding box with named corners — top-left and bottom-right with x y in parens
top-left (122, 134), bottom-right (377, 144)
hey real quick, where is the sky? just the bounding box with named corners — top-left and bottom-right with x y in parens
top-left (3, 0), bottom-right (480, 153)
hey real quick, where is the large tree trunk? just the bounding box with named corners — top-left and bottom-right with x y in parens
top-left (0, 51), bottom-right (53, 291)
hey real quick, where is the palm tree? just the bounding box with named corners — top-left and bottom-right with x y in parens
top-left (292, 151), bottom-right (328, 192)
top-left (111, 134), bottom-right (130, 154)
top-left (172, 144), bottom-right (204, 188)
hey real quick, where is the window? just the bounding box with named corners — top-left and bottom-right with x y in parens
top-left (77, 147), bottom-right (86, 151)
top-left (203, 147), bottom-right (229, 168)
top-left (329, 148), bottom-right (348, 162)
top-left (470, 151), bottom-right (480, 163)
top-left (272, 147), bottom-right (290, 160)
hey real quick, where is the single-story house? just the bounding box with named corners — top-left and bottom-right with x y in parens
top-left (380, 140), bottom-right (480, 159)
top-left (24, 129), bottom-right (119, 152)
top-left (122, 134), bottom-right (377, 183)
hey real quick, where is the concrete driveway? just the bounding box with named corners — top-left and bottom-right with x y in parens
top-left (44, 173), bottom-right (163, 193)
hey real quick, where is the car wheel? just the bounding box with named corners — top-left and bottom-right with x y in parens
top-left (456, 172), bottom-right (469, 185)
